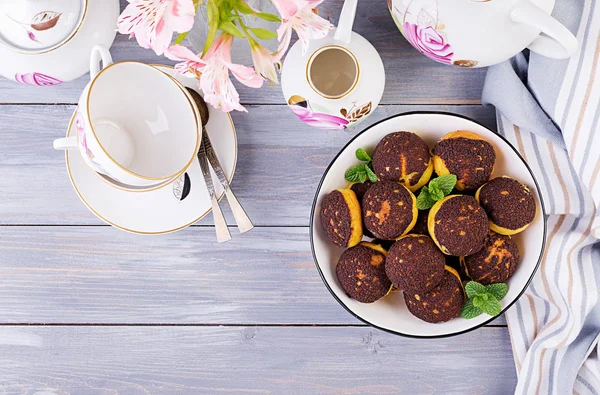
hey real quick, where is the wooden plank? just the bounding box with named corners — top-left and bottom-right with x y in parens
top-left (0, 226), bottom-right (506, 326)
top-left (0, 1), bottom-right (486, 105)
top-left (0, 104), bottom-right (496, 226)
top-left (0, 326), bottom-right (516, 394)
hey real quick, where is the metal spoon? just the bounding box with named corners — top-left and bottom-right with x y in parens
top-left (186, 88), bottom-right (254, 234)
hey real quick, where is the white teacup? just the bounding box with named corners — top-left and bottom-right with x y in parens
top-left (53, 45), bottom-right (201, 188)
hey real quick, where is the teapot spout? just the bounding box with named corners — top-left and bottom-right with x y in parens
top-left (333, 0), bottom-right (358, 43)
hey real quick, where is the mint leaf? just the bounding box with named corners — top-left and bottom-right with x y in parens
top-left (461, 299), bottom-right (483, 319)
top-left (365, 165), bottom-right (379, 183)
top-left (345, 164), bottom-right (367, 183)
top-left (472, 294), bottom-right (485, 308)
top-left (428, 183), bottom-right (444, 201)
top-left (480, 294), bottom-right (501, 316)
top-left (465, 281), bottom-right (487, 299)
top-left (355, 148), bottom-right (372, 162)
top-left (431, 174), bottom-right (457, 195)
top-left (416, 186), bottom-right (436, 210)
top-left (485, 283), bottom-right (508, 300)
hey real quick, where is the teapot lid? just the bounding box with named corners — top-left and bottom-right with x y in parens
top-left (0, 0), bottom-right (86, 53)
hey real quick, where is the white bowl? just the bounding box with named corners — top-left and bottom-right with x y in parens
top-left (310, 112), bottom-right (547, 338)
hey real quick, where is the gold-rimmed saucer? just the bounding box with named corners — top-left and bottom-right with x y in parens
top-left (65, 65), bottom-right (237, 234)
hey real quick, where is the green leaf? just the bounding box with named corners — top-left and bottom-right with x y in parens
top-left (235, 0), bottom-right (256, 14)
top-left (219, 20), bottom-right (245, 38)
top-left (173, 32), bottom-right (188, 45)
top-left (430, 174), bottom-right (457, 196)
top-left (428, 183), bottom-right (444, 201)
top-left (355, 148), bottom-right (372, 162)
top-left (203, 0), bottom-right (220, 55)
top-left (485, 283), bottom-right (508, 301)
top-left (416, 187), bottom-right (436, 210)
top-left (249, 27), bottom-right (278, 40)
top-left (365, 165), bottom-right (379, 183)
top-left (461, 299), bottom-right (483, 319)
top-left (465, 281), bottom-right (487, 299)
top-left (255, 12), bottom-right (282, 22)
top-left (480, 294), bottom-right (501, 316)
top-left (345, 164), bottom-right (367, 183)
top-left (472, 295), bottom-right (484, 308)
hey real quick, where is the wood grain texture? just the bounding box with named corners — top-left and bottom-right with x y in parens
top-left (0, 226), bottom-right (506, 326)
top-left (0, 326), bottom-right (516, 394)
top-left (0, 0), bottom-right (486, 105)
top-left (0, 104), bottom-right (496, 226)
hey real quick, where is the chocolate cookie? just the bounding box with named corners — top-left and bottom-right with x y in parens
top-left (372, 131), bottom-right (433, 192)
top-left (385, 235), bottom-right (445, 293)
top-left (432, 131), bottom-right (496, 191)
top-left (320, 189), bottom-right (363, 248)
top-left (336, 242), bottom-right (392, 303)
top-left (476, 176), bottom-right (536, 235)
top-left (362, 180), bottom-right (418, 240)
top-left (349, 181), bottom-right (374, 203)
top-left (428, 195), bottom-right (488, 256)
top-left (404, 266), bottom-right (465, 323)
top-left (461, 231), bottom-right (520, 285)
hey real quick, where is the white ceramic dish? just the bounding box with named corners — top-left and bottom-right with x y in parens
top-left (65, 65), bottom-right (237, 234)
top-left (310, 112), bottom-right (546, 338)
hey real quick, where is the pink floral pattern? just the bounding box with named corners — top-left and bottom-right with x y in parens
top-left (403, 22), bottom-right (453, 64)
top-left (14, 72), bottom-right (62, 86)
top-left (290, 104), bottom-right (349, 130)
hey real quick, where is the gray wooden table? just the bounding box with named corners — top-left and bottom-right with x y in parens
top-left (0, 1), bottom-right (516, 393)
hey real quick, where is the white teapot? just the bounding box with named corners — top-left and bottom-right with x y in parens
top-left (388, 0), bottom-right (578, 68)
top-left (0, 0), bottom-right (119, 85)
top-left (281, 0), bottom-right (385, 130)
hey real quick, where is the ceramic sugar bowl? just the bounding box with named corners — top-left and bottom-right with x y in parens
top-left (0, 0), bottom-right (119, 85)
top-left (388, 0), bottom-right (578, 68)
top-left (281, 0), bottom-right (385, 130)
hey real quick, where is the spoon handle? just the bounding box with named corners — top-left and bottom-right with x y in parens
top-left (203, 129), bottom-right (254, 234)
top-left (198, 139), bottom-right (231, 243)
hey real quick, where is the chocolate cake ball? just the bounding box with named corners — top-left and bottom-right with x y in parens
top-left (372, 238), bottom-right (395, 251)
top-left (372, 132), bottom-right (433, 192)
top-left (461, 231), bottom-right (520, 285)
top-left (428, 195), bottom-right (488, 256)
top-left (404, 266), bottom-right (465, 323)
top-left (362, 180), bottom-right (418, 240)
top-left (432, 131), bottom-right (496, 191)
top-left (386, 235), bottom-right (445, 293)
top-left (476, 176), bottom-right (536, 235)
top-left (412, 208), bottom-right (430, 236)
top-left (336, 242), bottom-right (392, 303)
top-left (320, 189), bottom-right (363, 248)
top-left (349, 181), bottom-right (374, 203)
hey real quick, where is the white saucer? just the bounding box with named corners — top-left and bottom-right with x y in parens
top-left (65, 65), bottom-right (237, 234)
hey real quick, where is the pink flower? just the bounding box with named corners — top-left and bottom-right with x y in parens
top-left (272, 0), bottom-right (333, 61)
top-left (403, 22), bottom-right (453, 65)
top-left (289, 104), bottom-right (349, 130)
top-left (165, 44), bottom-right (206, 78)
top-left (249, 40), bottom-right (279, 84)
top-left (117, 0), bottom-right (196, 56)
top-left (200, 34), bottom-right (263, 112)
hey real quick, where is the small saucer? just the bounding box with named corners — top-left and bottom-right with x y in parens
top-left (65, 65), bottom-right (237, 234)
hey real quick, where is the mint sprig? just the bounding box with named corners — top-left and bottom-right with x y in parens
top-left (416, 174), bottom-right (457, 210)
top-left (345, 148), bottom-right (379, 184)
top-left (461, 281), bottom-right (508, 319)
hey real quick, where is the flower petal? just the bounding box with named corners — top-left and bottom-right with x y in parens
top-left (226, 62), bottom-right (264, 88)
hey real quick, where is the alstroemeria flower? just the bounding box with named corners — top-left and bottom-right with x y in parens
top-left (200, 34), bottom-right (264, 112)
top-left (250, 40), bottom-right (280, 84)
top-left (165, 44), bottom-right (206, 78)
top-left (272, 0), bottom-right (333, 61)
top-left (117, 0), bottom-right (196, 56)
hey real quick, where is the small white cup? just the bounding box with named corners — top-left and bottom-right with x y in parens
top-left (53, 45), bottom-right (201, 188)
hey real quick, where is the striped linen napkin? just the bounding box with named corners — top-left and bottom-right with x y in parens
top-left (482, 1), bottom-right (600, 394)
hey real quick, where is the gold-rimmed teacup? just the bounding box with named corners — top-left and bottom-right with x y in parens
top-left (53, 45), bottom-right (201, 189)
